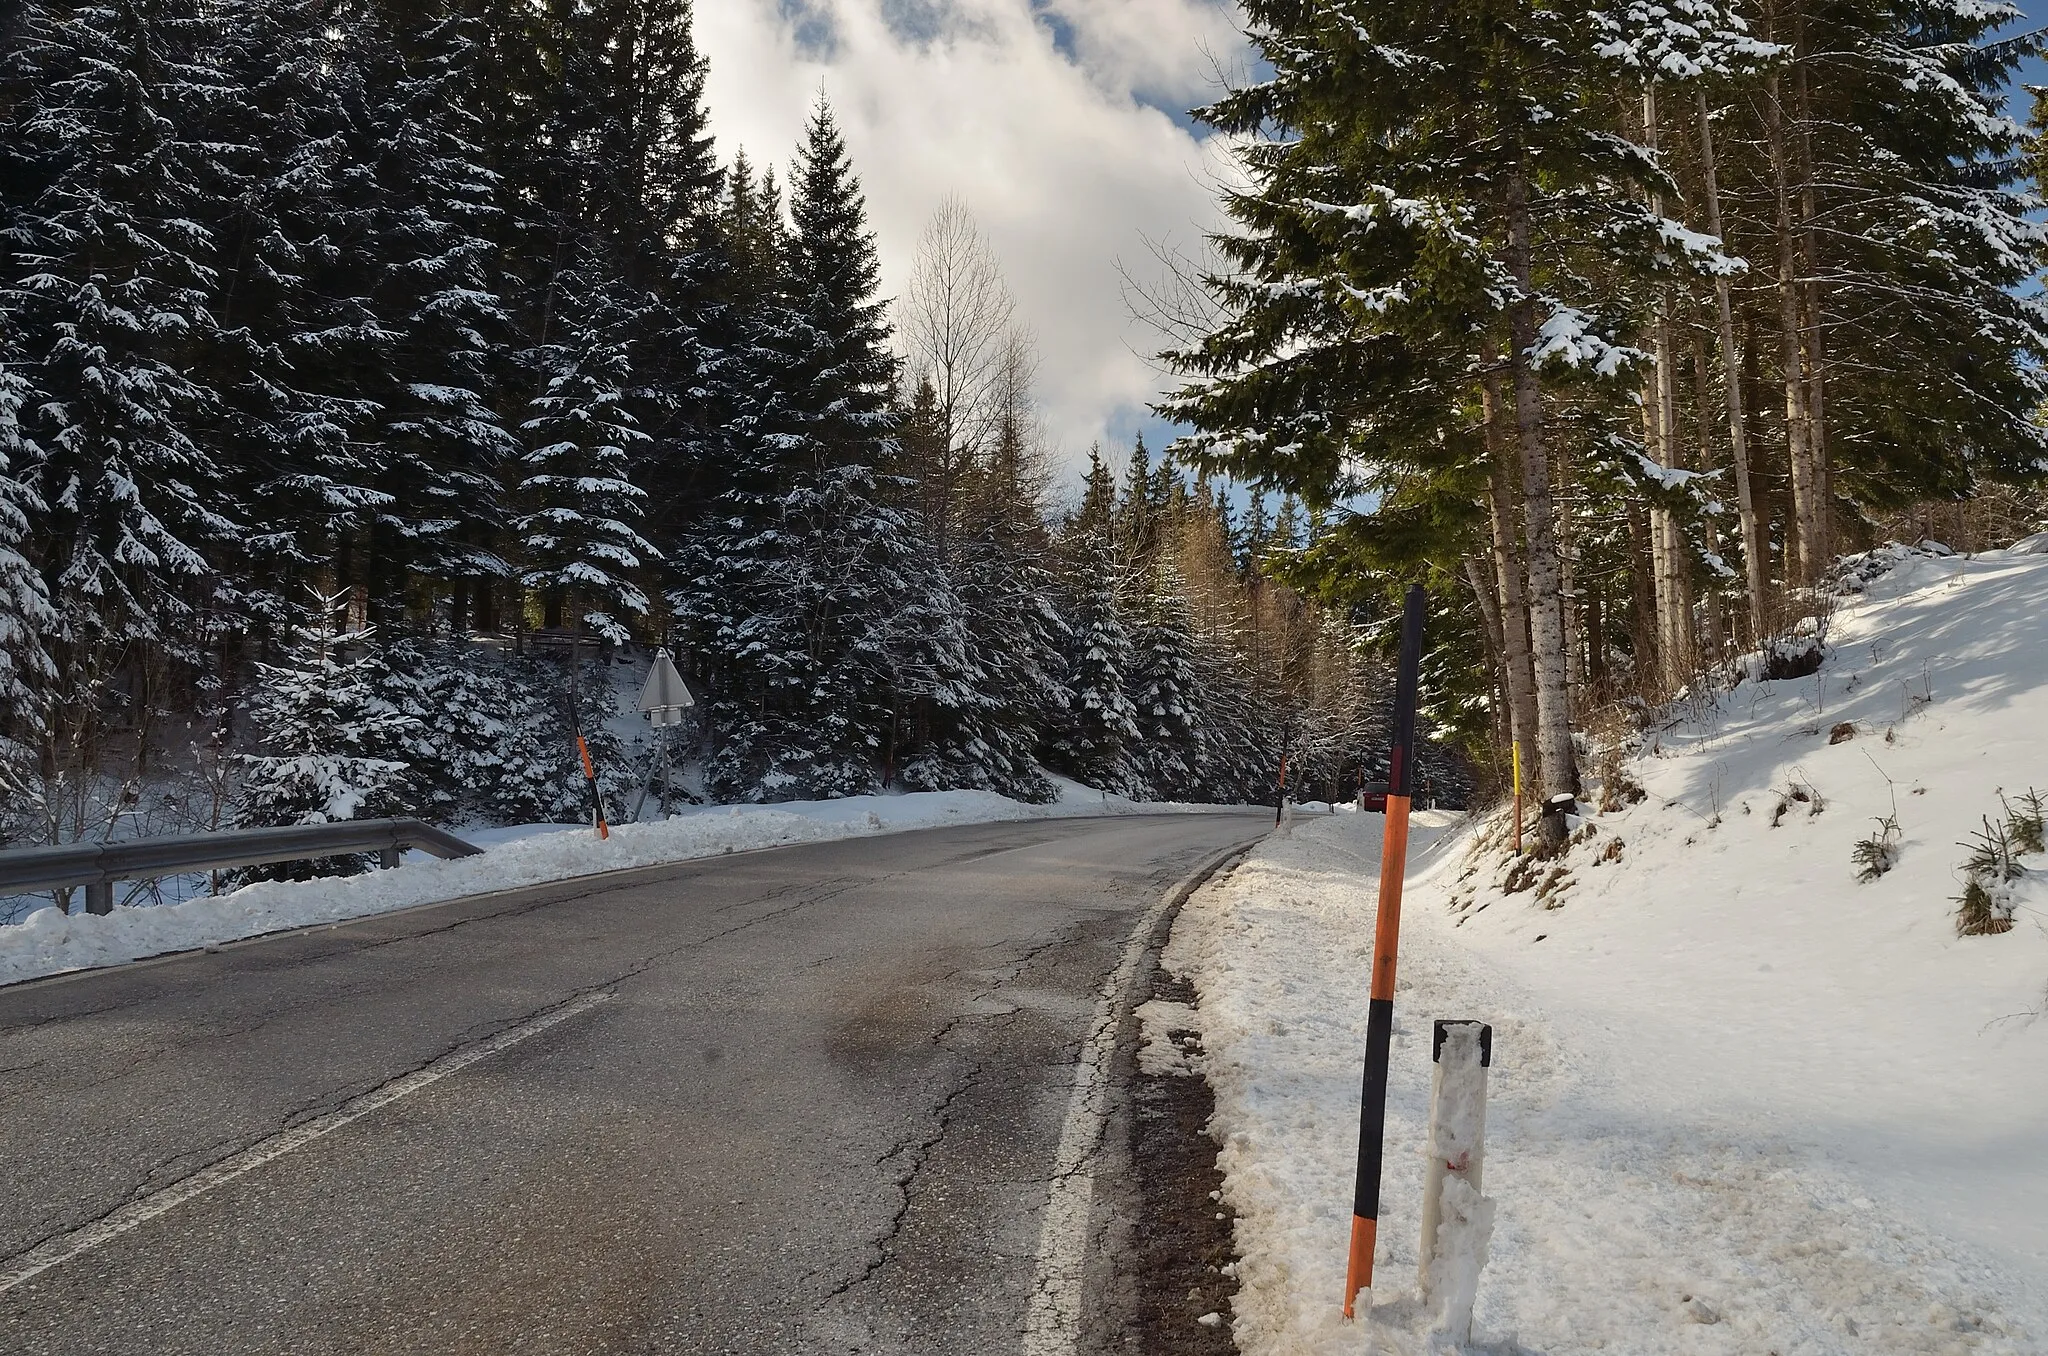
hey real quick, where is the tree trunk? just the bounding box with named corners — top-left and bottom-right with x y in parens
top-left (1639, 366), bottom-right (1668, 690)
top-left (1504, 165), bottom-right (1579, 806)
top-left (1463, 554), bottom-right (1510, 755)
top-left (1695, 88), bottom-right (1768, 643)
top-left (1480, 357), bottom-right (1539, 761)
top-left (1642, 83), bottom-right (1690, 693)
top-left (1585, 591), bottom-right (1608, 696)
top-left (1765, 62), bottom-right (1819, 587)
top-left (1655, 300), bottom-right (1692, 690)
top-left (1795, 19), bottom-right (1832, 570)
top-left (1626, 499), bottom-right (1659, 678)
top-left (1559, 463), bottom-right (1585, 717)
top-left (1692, 338), bottom-right (1725, 664)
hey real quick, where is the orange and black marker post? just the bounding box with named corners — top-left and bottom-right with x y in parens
top-left (578, 734), bottom-right (610, 840)
top-left (1343, 582), bottom-right (1426, 1318)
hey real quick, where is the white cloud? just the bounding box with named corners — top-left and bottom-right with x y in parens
top-left (696, 0), bottom-right (1246, 478)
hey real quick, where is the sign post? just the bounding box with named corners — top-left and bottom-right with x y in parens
top-left (1343, 582), bottom-right (1426, 1319)
top-left (633, 649), bottom-right (695, 822)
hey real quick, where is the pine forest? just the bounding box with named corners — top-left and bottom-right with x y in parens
top-left (4, 0), bottom-right (2047, 867)
top-left (1156, 0), bottom-right (2048, 841)
top-left (0, 0), bottom-right (1393, 868)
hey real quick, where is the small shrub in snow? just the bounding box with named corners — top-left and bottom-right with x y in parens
top-left (1960, 816), bottom-right (2024, 886)
top-left (1595, 761), bottom-right (1646, 813)
top-left (1953, 815), bottom-right (2027, 937)
top-left (2001, 788), bottom-right (2045, 856)
top-left (1769, 780), bottom-right (1825, 827)
top-left (1851, 815), bottom-right (1901, 883)
top-left (1955, 878), bottom-right (2014, 937)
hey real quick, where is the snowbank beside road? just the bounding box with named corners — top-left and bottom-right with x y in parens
top-left (1169, 549), bottom-right (2048, 1353)
top-left (0, 781), bottom-right (1237, 988)
top-left (1171, 813), bottom-right (2040, 1355)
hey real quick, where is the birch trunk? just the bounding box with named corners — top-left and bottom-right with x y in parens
top-left (1505, 166), bottom-right (1579, 806)
top-left (1695, 88), bottom-right (1769, 641)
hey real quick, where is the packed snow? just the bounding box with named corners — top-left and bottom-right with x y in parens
top-left (0, 780), bottom-right (1238, 988)
top-left (1165, 544), bottom-right (2048, 1353)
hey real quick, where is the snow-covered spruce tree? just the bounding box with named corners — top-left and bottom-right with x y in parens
top-left (361, 637), bottom-right (631, 825)
top-left (0, 360), bottom-right (53, 747)
top-left (917, 346), bottom-right (1067, 804)
top-left (756, 96), bottom-right (913, 794)
top-left (3, 0), bottom-right (240, 657)
top-left (1774, 1), bottom-right (2048, 526)
top-left (680, 108), bottom-right (930, 802)
top-left (355, 0), bottom-right (517, 623)
top-left (670, 156), bottom-right (799, 800)
top-left (1127, 583), bottom-right (1208, 802)
top-left (614, 0), bottom-right (726, 576)
top-left (198, 0), bottom-right (387, 634)
top-left (1159, 0), bottom-right (1750, 827)
top-left (237, 613), bottom-right (421, 853)
top-left (512, 257), bottom-right (656, 646)
top-left (1054, 565), bottom-right (1143, 797)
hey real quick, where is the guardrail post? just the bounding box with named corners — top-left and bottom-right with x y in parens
top-left (1419, 1020), bottom-right (1494, 1343)
top-left (380, 847), bottom-right (401, 870)
top-left (84, 881), bottom-right (114, 915)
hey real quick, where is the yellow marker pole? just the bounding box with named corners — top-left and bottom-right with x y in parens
top-left (1512, 741), bottom-right (1523, 856)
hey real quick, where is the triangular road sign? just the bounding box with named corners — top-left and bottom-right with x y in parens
top-left (639, 648), bottom-right (695, 725)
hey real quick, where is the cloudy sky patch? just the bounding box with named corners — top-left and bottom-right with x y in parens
top-left (697, 0), bottom-right (1248, 477)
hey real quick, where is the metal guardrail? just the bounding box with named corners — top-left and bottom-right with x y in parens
top-left (0, 819), bottom-right (483, 916)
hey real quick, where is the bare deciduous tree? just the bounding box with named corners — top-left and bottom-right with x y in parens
top-left (900, 197), bottom-right (1016, 463)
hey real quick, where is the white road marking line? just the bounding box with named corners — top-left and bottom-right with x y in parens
top-left (0, 990), bottom-right (611, 1295)
top-left (1021, 843), bottom-right (1250, 1355)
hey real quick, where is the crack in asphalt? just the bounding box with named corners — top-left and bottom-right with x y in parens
top-left (809, 918), bottom-right (1100, 1313)
top-left (824, 1056), bottom-right (990, 1305)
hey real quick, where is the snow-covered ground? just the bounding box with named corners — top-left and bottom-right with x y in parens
top-left (0, 779), bottom-right (1239, 988)
top-left (1166, 545), bottom-right (2048, 1353)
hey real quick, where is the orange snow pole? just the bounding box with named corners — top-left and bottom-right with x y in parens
top-left (578, 735), bottom-right (610, 840)
top-left (1344, 583), bottom-right (1426, 1319)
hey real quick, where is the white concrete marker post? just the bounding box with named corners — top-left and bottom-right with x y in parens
top-left (1419, 1020), bottom-right (1496, 1344)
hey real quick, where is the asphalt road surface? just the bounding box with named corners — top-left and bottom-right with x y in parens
top-left (0, 811), bottom-right (1268, 1355)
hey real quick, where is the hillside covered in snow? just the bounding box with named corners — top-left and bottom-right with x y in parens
top-left (1169, 541), bottom-right (2048, 1354)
